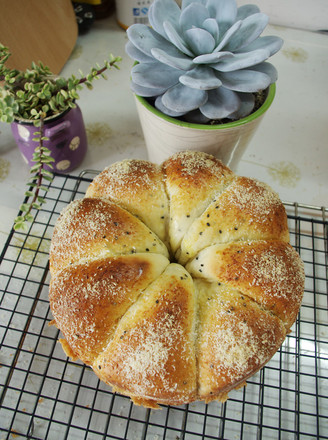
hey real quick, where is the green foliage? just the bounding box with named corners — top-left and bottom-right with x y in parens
top-left (0, 43), bottom-right (122, 231)
top-left (13, 124), bottom-right (54, 231)
top-left (0, 44), bottom-right (121, 122)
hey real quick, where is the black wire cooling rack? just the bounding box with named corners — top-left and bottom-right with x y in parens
top-left (1, 171), bottom-right (327, 440)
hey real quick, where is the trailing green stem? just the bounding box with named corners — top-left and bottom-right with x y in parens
top-left (14, 118), bottom-right (54, 231)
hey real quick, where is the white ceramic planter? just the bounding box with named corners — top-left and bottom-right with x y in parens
top-left (135, 84), bottom-right (276, 170)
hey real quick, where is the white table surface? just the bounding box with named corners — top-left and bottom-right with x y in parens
top-left (0, 14), bottom-right (328, 252)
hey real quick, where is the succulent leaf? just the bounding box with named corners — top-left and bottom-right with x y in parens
top-left (132, 62), bottom-right (181, 89)
top-left (155, 95), bottom-right (186, 117)
top-left (184, 28), bottom-right (216, 56)
top-left (211, 49), bottom-right (270, 72)
top-left (127, 25), bottom-right (172, 57)
top-left (151, 47), bottom-right (194, 70)
top-left (131, 80), bottom-right (167, 97)
top-left (236, 4), bottom-right (260, 20)
top-left (126, 0), bottom-right (282, 122)
top-left (200, 87), bottom-right (240, 119)
top-left (214, 20), bottom-right (242, 52)
top-left (250, 62), bottom-right (278, 83)
top-left (179, 66), bottom-right (222, 90)
top-left (237, 36), bottom-right (284, 56)
top-left (125, 41), bottom-right (154, 63)
top-left (162, 83), bottom-right (208, 113)
top-left (224, 13), bottom-right (269, 52)
top-left (202, 18), bottom-right (220, 42)
top-left (163, 21), bottom-right (194, 57)
top-left (180, 3), bottom-right (209, 33)
top-left (219, 69), bottom-right (271, 92)
top-left (148, 0), bottom-right (181, 39)
top-left (229, 92), bottom-right (255, 119)
top-left (207, 0), bottom-right (237, 29)
top-left (193, 51), bottom-right (233, 65)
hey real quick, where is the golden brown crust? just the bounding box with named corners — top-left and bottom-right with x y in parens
top-left (86, 159), bottom-right (169, 243)
top-left (49, 150), bottom-right (305, 409)
top-left (49, 254), bottom-right (169, 364)
top-left (179, 176), bottom-right (290, 263)
top-left (195, 280), bottom-right (286, 399)
top-left (162, 151), bottom-right (234, 253)
top-left (93, 264), bottom-right (197, 405)
top-left (187, 240), bottom-right (304, 330)
top-left (50, 197), bottom-right (168, 276)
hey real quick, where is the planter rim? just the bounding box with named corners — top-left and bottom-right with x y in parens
top-left (135, 83), bottom-right (276, 130)
top-left (13, 105), bottom-right (75, 126)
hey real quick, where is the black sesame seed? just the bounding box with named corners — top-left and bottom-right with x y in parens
top-left (98, 365), bottom-right (101, 369)
top-left (206, 222), bottom-right (210, 226)
top-left (114, 221), bottom-right (118, 226)
top-left (199, 269), bottom-right (202, 273)
top-left (234, 227), bottom-right (238, 230)
top-left (207, 213), bottom-right (210, 218)
top-left (161, 216), bottom-right (164, 219)
top-left (199, 231), bottom-right (203, 235)
top-left (219, 230), bottom-right (222, 233)
top-left (187, 214), bottom-right (190, 218)
top-left (145, 248), bottom-right (150, 252)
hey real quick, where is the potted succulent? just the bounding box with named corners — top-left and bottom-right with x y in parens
top-left (0, 43), bottom-right (121, 230)
top-left (126, 0), bottom-right (283, 167)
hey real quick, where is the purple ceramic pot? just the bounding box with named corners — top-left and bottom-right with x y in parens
top-left (11, 104), bottom-right (87, 174)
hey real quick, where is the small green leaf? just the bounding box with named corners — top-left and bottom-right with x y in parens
top-left (14, 221), bottom-right (29, 232)
top-left (20, 203), bottom-right (30, 212)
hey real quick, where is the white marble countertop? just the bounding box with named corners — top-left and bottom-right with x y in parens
top-left (0, 13), bottom-right (328, 252)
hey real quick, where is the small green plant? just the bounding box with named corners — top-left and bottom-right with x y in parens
top-left (0, 44), bottom-right (121, 231)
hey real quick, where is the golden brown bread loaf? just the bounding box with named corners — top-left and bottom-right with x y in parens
top-left (49, 151), bottom-right (304, 409)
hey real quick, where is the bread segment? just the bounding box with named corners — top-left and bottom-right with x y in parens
top-left (195, 280), bottom-right (286, 401)
top-left (50, 197), bottom-right (168, 275)
top-left (86, 159), bottom-right (169, 243)
top-left (49, 253), bottom-right (170, 365)
top-left (93, 263), bottom-right (197, 408)
top-left (162, 151), bottom-right (234, 254)
top-left (187, 241), bottom-right (304, 330)
top-left (179, 176), bottom-right (290, 264)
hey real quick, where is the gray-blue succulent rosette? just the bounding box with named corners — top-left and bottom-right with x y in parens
top-left (126, 0), bottom-right (283, 123)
